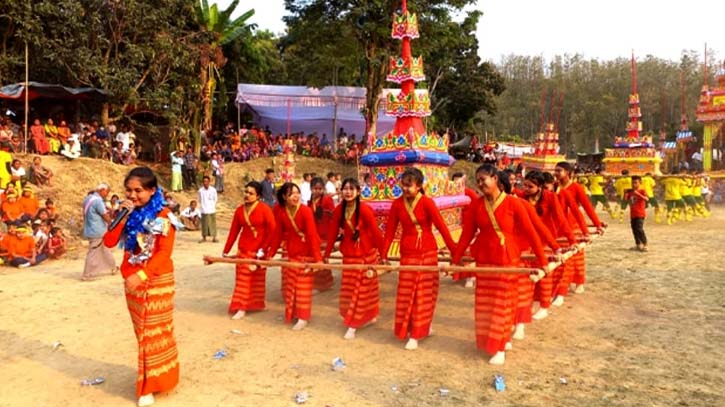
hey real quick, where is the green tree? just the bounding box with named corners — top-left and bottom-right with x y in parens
top-left (195, 0), bottom-right (256, 136)
top-left (282, 0), bottom-right (493, 136)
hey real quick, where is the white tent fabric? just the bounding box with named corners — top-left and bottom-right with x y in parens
top-left (235, 84), bottom-right (398, 138)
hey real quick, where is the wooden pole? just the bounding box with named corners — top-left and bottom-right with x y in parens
top-left (203, 256), bottom-right (542, 275)
top-left (24, 41), bottom-right (29, 154)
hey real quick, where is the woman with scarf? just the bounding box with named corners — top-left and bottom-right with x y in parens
top-left (266, 182), bottom-right (322, 331)
top-left (323, 178), bottom-right (385, 340)
top-left (222, 181), bottom-right (276, 320)
top-left (103, 167), bottom-right (179, 407)
top-left (308, 177), bottom-right (335, 292)
top-left (452, 164), bottom-right (548, 365)
top-left (382, 168), bottom-right (457, 351)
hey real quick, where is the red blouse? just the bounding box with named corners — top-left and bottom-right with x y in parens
top-left (324, 201), bottom-right (384, 259)
top-left (223, 202), bottom-right (276, 255)
top-left (267, 204), bottom-right (322, 262)
top-left (382, 194), bottom-right (456, 259)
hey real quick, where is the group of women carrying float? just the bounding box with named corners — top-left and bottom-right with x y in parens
top-left (105, 161), bottom-right (604, 406)
top-left (212, 160), bottom-right (605, 365)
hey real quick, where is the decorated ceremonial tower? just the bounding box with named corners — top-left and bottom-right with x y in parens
top-left (695, 53), bottom-right (725, 171)
top-left (602, 52), bottom-right (662, 175)
top-left (521, 91), bottom-right (566, 171)
top-left (359, 0), bottom-right (469, 256)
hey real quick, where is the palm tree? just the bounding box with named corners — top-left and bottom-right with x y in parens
top-left (195, 0), bottom-right (256, 138)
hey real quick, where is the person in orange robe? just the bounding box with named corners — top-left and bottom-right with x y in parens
top-left (103, 167), bottom-right (179, 407)
top-left (18, 186), bottom-right (39, 219)
top-left (308, 177), bottom-right (335, 292)
top-left (30, 119), bottom-right (50, 155)
top-left (266, 182), bottom-right (322, 331)
top-left (522, 170), bottom-right (577, 321)
top-left (452, 164), bottom-right (548, 365)
top-left (450, 171), bottom-right (480, 287)
top-left (222, 181), bottom-right (276, 320)
top-left (323, 178), bottom-right (385, 340)
top-left (553, 161), bottom-right (605, 304)
top-left (381, 168), bottom-right (457, 351)
top-left (2, 192), bottom-right (25, 225)
top-left (8, 226), bottom-right (46, 267)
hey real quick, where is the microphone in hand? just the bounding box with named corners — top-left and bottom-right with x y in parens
top-left (109, 201), bottom-right (134, 231)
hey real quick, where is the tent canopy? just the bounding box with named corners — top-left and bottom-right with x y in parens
top-left (0, 81), bottom-right (108, 101)
top-left (235, 84), bottom-right (397, 138)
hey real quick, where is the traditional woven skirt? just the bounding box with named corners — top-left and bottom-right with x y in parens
top-left (553, 259), bottom-right (575, 297)
top-left (571, 250), bottom-right (586, 286)
top-left (125, 272), bottom-right (179, 398)
top-left (281, 256), bottom-right (315, 322)
top-left (475, 269), bottom-right (516, 355)
top-left (229, 251), bottom-right (266, 313)
top-left (339, 251), bottom-right (380, 328)
top-left (313, 269), bottom-right (334, 292)
top-left (395, 250), bottom-right (439, 340)
top-left (534, 269), bottom-right (555, 308)
top-left (514, 260), bottom-right (536, 324)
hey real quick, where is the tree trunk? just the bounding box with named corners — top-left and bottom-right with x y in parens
top-left (364, 43), bottom-right (388, 142)
top-left (101, 103), bottom-right (109, 126)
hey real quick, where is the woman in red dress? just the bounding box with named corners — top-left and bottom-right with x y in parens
top-left (453, 164), bottom-right (548, 365)
top-left (553, 161), bottom-right (605, 304)
top-left (103, 167), bottom-right (179, 407)
top-left (522, 170), bottom-right (577, 321)
top-left (323, 178), bottom-right (385, 339)
top-left (266, 182), bottom-right (322, 331)
top-left (222, 181), bottom-right (276, 320)
top-left (382, 168), bottom-right (457, 350)
top-left (309, 177), bottom-right (335, 292)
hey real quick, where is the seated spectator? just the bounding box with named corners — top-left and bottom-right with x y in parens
top-left (47, 227), bottom-right (67, 259)
top-left (2, 192), bottom-right (26, 225)
top-left (179, 200), bottom-right (201, 231)
top-left (1, 183), bottom-right (16, 203)
top-left (0, 224), bottom-right (13, 263)
top-left (57, 120), bottom-right (71, 144)
top-left (112, 142), bottom-right (125, 164)
top-left (61, 135), bottom-right (82, 160)
top-left (124, 142), bottom-right (137, 165)
top-left (18, 186), bottom-right (39, 219)
top-left (8, 226), bottom-right (46, 268)
top-left (35, 208), bottom-right (51, 223)
top-left (32, 220), bottom-right (49, 254)
top-left (30, 156), bottom-right (53, 186)
top-left (10, 159), bottom-right (27, 190)
top-left (165, 193), bottom-right (181, 215)
top-left (44, 198), bottom-right (58, 221)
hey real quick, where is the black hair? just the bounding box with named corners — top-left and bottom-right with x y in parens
top-left (555, 161), bottom-right (574, 174)
top-left (326, 171), bottom-right (335, 179)
top-left (277, 182), bottom-right (300, 207)
top-left (202, 175), bottom-right (211, 181)
top-left (245, 181), bottom-right (263, 196)
top-left (524, 170), bottom-right (546, 187)
top-left (400, 168), bottom-right (425, 192)
top-left (499, 169), bottom-right (514, 194)
top-left (475, 164), bottom-right (511, 193)
top-left (265, 168), bottom-right (274, 174)
top-left (310, 177), bottom-right (326, 219)
top-left (451, 171), bottom-right (465, 180)
top-left (542, 172), bottom-right (555, 185)
top-left (124, 166), bottom-right (158, 190)
top-left (338, 178), bottom-right (361, 241)
top-left (631, 175), bottom-right (642, 182)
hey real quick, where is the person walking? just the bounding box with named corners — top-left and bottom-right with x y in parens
top-left (81, 183), bottom-right (117, 281)
top-left (198, 175), bottom-right (218, 243)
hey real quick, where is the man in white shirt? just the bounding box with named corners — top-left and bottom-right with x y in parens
top-left (299, 173), bottom-right (312, 205)
top-left (325, 171), bottom-right (338, 204)
top-left (180, 200), bottom-right (201, 231)
top-left (115, 124), bottom-right (131, 152)
top-left (198, 175), bottom-right (218, 243)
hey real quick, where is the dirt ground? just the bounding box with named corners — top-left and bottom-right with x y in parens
top-left (1, 198), bottom-right (724, 406)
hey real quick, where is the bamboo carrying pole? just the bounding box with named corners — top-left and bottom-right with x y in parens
top-left (203, 256), bottom-right (543, 276)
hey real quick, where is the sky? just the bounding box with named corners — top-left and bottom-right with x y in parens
top-left (217, 0), bottom-right (725, 63)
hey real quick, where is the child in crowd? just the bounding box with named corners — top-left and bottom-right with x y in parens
top-left (625, 175), bottom-right (649, 252)
top-left (45, 198), bottom-right (58, 221)
top-left (47, 227), bottom-right (67, 259)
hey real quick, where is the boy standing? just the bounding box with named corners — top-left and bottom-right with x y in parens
top-left (625, 175), bottom-right (649, 252)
